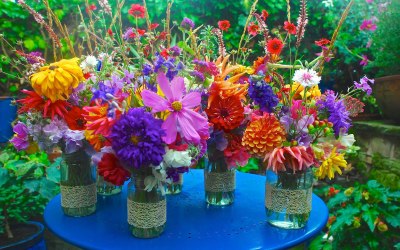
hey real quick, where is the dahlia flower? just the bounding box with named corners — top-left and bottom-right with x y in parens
top-left (292, 68), bottom-right (321, 88)
top-left (314, 147), bottom-right (347, 179)
top-left (30, 58), bottom-right (84, 102)
top-left (141, 72), bottom-right (209, 144)
top-left (264, 146), bottom-right (315, 173)
top-left (98, 153), bottom-right (130, 186)
top-left (206, 95), bottom-right (244, 131)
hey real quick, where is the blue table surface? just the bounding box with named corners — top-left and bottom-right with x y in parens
top-left (44, 170), bottom-right (328, 250)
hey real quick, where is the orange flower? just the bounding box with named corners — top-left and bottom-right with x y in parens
top-left (242, 114), bottom-right (286, 158)
top-left (206, 95), bottom-right (244, 131)
top-left (264, 146), bottom-right (315, 172)
top-left (83, 101), bottom-right (120, 137)
top-left (84, 129), bottom-right (111, 151)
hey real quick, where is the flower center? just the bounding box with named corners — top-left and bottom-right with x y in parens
top-left (302, 72), bottom-right (312, 81)
top-left (131, 135), bottom-right (140, 145)
top-left (49, 65), bottom-right (59, 70)
top-left (171, 101), bottom-right (182, 111)
top-left (220, 108), bottom-right (230, 118)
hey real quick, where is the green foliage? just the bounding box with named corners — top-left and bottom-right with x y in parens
top-left (237, 158), bottom-right (260, 173)
top-left (310, 181), bottom-right (400, 250)
top-left (0, 144), bottom-right (60, 236)
top-left (370, 153), bottom-right (400, 190)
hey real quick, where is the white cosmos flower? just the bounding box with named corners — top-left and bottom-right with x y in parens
top-left (163, 150), bottom-right (192, 168)
top-left (292, 68), bottom-right (321, 87)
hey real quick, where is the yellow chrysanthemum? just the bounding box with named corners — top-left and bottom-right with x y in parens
top-left (30, 58), bottom-right (84, 102)
top-left (315, 147), bottom-right (348, 180)
top-left (287, 81), bottom-right (321, 101)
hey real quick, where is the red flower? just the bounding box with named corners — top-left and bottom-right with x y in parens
top-left (160, 49), bottom-right (169, 59)
top-left (328, 187), bottom-right (339, 197)
top-left (247, 22), bottom-right (259, 36)
top-left (267, 38), bottom-right (284, 55)
top-left (17, 89), bottom-right (44, 114)
top-left (98, 153), bottom-right (130, 186)
top-left (107, 28), bottom-right (113, 37)
top-left (158, 31), bottom-right (168, 40)
top-left (65, 106), bottom-right (86, 130)
top-left (283, 21), bottom-right (296, 35)
top-left (43, 100), bottom-right (71, 120)
top-left (206, 95), bottom-right (244, 131)
top-left (223, 134), bottom-right (250, 168)
top-left (85, 4), bottom-right (97, 14)
top-left (128, 4), bottom-right (145, 18)
top-left (261, 10), bottom-right (269, 21)
top-left (84, 72), bottom-right (92, 79)
top-left (150, 23), bottom-right (159, 30)
top-left (315, 38), bottom-right (330, 47)
top-left (168, 134), bottom-right (189, 152)
top-left (137, 28), bottom-right (146, 36)
top-left (218, 20), bottom-right (231, 31)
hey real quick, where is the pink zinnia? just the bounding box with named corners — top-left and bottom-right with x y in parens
top-left (360, 19), bottom-right (377, 31)
top-left (360, 55), bottom-right (369, 67)
top-left (264, 146), bottom-right (315, 173)
top-left (142, 72), bottom-right (209, 144)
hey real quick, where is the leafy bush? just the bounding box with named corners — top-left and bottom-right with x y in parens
top-left (311, 181), bottom-right (400, 250)
top-left (0, 144), bottom-right (60, 238)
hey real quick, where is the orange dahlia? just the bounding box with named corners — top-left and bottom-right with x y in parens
top-left (242, 114), bottom-right (286, 158)
top-left (206, 95), bottom-right (244, 131)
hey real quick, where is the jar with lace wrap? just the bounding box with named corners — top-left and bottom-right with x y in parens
top-left (96, 173), bottom-right (122, 196)
top-left (60, 148), bottom-right (97, 217)
top-left (265, 168), bottom-right (313, 229)
top-left (127, 168), bottom-right (166, 238)
top-left (204, 149), bottom-right (236, 206)
top-left (165, 173), bottom-right (183, 195)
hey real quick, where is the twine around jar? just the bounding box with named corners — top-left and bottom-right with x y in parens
top-left (205, 171), bottom-right (236, 192)
top-left (60, 183), bottom-right (97, 208)
top-left (127, 199), bottom-right (166, 229)
top-left (265, 184), bottom-right (312, 214)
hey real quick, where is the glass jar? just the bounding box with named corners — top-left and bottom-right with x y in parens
top-left (96, 173), bottom-right (122, 196)
top-left (204, 150), bottom-right (235, 206)
top-left (127, 168), bottom-right (166, 238)
top-left (265, 168), bottom-right (313, 229)
top-left (60, 148), bottom-right (96, 217)
top-left (165, 173), bottom-right (183, 195)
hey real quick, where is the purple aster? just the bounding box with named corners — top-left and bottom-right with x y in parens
top-left (110, 108), bottom-right (166, 169)
top-left (296, 133), bottom-right (312, 147)
top-left (354, 76), bottom-right (374, 95)
top-left (181, 17), bottom-right (195, 30)
top-left (169, 46), bottom-right (182, 57)
top-left (190, 70), bottom-right (205, 82)
top-left (142, 63), bottom-right (153, 76)
top-left (10, 122), bottom-right (29, 151)
top-left (64, 130), bottom-right (85, 154)
top-left (248, 78), bottom-right (279, 112)
top-left (166, 167), bottom-right (189, 182)
top-left (317, 90), bottom-right (351, 136)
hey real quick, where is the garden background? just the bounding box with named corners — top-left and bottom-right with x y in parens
top-left (0, 0), bottom-right (399, 249)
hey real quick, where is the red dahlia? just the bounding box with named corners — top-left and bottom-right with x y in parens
top-left (283, 21), bottom-right (296, 35)
top-left (98, 153), bottom-right (130, 186)
top-left (267, 38), bottom-right (284, 55)
top-left (218, 20), bottom-right (231, 31)
top-left (17, 89), bottom-right (44, 114)
top-left (128, 4), bottom-right (145, 18)
top-left (205, 95), bottom-right (244, 132)
top-left (65, 106), bottom-right (86, 130)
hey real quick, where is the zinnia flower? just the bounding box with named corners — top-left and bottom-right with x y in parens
top-left (30, 58), bottom-right (84, 102)
top-left (292, 68), bottom-right (321, 87)
top-left (267, 38), bottom-right (284, 55)
top-left (84, 130), bottom-right (110, 151)
top-left (10, 122), bottom-right (29, 151)
top-left (247, 22), bottom-right (259, 36)
top-left (110, 108), bottom-right (166, 168)
top-left (315, 147), bottom-right (347, 179)
top-left (360, 19), bottom-right (377, 31)
top-left (264, 146), bottom-right (315, 173)
top-left (206, 95), bottom-right (244, 132)
top-left (218, 20), bottom-right (231, 31)
top-left (283, 21), bottom-right (296, 35)
top-left (141, 72), bottom-right (209, 144)
top-left (98, 153), bottom-right (130, 186)
top-left (242, 114), bottom-right (286, 158)
top-left (128, 4), bottom-right (145, 18)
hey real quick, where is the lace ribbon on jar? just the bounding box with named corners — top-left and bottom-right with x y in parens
top-left (127, 199), bottom-right (166, 229)
top-left (265, 184), bottom-right (312, 214)
top-left (60, 183), bottom-right (97, 208)
top-left (205, 171), bottom-right (236, 192)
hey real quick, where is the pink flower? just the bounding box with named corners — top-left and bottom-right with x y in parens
top-left (264, 146), bottom-right (315, 173)
top-left (360, 19), bottom-right (377, 31)
top-left (360, 55), bottom-right (369, 67)
top-left (141, 72), bottom-right (209, 144)
top-left (366, 0), bottom-right (373, 3)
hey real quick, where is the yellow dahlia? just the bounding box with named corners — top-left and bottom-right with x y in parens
top-left (315, 147), bottom-right (348, 180)
top-left (242, 114), bottom-right (286, 158)
top-left (287, 81), bottom-right (321, 101)
top-left (30, 58), bottom-right (84, 102)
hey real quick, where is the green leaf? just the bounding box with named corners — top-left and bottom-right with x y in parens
top-left (24, 179), bottom-right (40, 192)
top-left (394, 242), bottom-right (400, 249)
top-left (361, 206), bottom-right (379, 232)
top-left (33, 167), bottom-right (44, 178)
top-left (177, 41), bottom-right (195, 55)
top-left (14, 161), bottom-right (35, 177)
top-left (327, 192), bottom-right (348, 208)
top-left (39, 178), bottom-right (59, 200)
top-left (23, 39), bottom-right (36, 51)
top-left (0, 152), bottom-right (10, 164)
top-left (46, 158), bottom-right (61, 184)
top-left (0, 168), bottom-right (10, 187)
top-left (330, 206), bottom-right (360, 233)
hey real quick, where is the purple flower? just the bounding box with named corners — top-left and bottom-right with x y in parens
top-left (64, 130), bottom-right (85, 154)
top-left (248, 78), bottom-right (279, 112)
top-left (123, 70), bottom-right (135, 84)
top-left (123, 28), bottom-right (135, 40)
top-left (10, 122), bottom-right (29, 151)
top-left (354, 76), bottom-right (374, 95)
top-left (317, 90), bottom-right (351, 136)
top-left (169, 46), bottom-right (182, 57)
top-left (110, 108), bottom-right (166, 169)
top-left (166, 167), bottom-right (189, 182)
top-left (104, 75), bottom-right (124, 89)
top-left (190, 70), bottom-right (205, 82)
top-left (181, 17), bottom-right (195, 30)
top-left (142, 64), bottom-right (153, 76)
top-left (27, 51), bottom-right (43, 64)
top-left (43, 118), bottom-right (68, 144)
top-left (92, 82), bottom-right (116, 102)
top-left (360, 55), bottom-right (369, 67)
top-left (360, 19), bottom-right (377, 31)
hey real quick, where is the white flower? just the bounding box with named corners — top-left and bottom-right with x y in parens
top-left (80, 55), bottom-right (98, 73)
top-left (163, 149), bottom-right (192, 168)
top-left (339, 134), bottom-right (356, 147)
top-left (292, 68), bottom-right (321, 87)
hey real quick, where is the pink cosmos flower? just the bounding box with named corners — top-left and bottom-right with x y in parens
top-left (360, 19), bottom-right (377, 31)
top-left (360, 55), bottom-right (369, 67)
top-left (141, 72), bottom-right (209, 144)
top-left (264, 146), bottom-right (315, 173)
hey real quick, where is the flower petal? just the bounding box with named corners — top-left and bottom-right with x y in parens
top-left (170, 76), bottom-right (186, 101)
top-left (162, 113), bottom-right (178, 144)
top-left (176, 112), bottom-right (200, 144)
top-left (142, 90), bottom-right (170, 113)
top-left (181, 91), bottom-right (201, 109)
top-left (157, 72), bottom-right (174, 101)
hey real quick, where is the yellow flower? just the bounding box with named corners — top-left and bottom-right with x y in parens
top-left (287, 82), bottom-right (321, 101)
top-left (315, 147), bottom-right (348, 180)
top-left (30, 58), bottom-right (84, 102)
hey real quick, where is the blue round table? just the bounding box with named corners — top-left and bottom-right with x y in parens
top-left (44, 170), bottom-right (328, 250)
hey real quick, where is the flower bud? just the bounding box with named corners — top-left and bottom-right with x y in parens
top-left (353, 217), bottom-right (361, 228)
top-left (344, 187), bottom-right (354, 196)
top-left (378, 222), bottom-right (388, 232)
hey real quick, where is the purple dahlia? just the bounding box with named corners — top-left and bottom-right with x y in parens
top-left (110, 108), bottom-right (166, 169)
